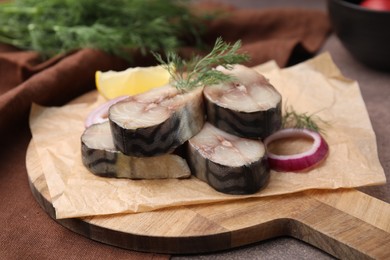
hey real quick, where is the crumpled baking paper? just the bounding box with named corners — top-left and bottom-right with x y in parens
top-left (29, 53), bottom-right (386, 219)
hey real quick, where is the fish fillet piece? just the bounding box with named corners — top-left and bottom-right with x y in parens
top-left (187, 123), bottom-right (270, 195)
top-left (109, 85), bottom-right (205, 157)
top-left (204, 64), bottom-right (282, 139)
top-left (81, 122), bottom-right (191, 179)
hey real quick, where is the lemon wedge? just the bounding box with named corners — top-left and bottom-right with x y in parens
top-left (96, 65), bottom-right (171, 99)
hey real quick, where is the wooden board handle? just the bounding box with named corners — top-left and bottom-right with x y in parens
top-left (289, 199), bottom-right (390, 259)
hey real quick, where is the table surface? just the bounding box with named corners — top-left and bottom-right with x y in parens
top-left (173, 0), bottom-right (390, 259)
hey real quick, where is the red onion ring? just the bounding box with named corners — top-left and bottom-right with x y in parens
top-left (85, 95), bottom-right (128, 128)
top-left (264, 128), bottom-right (329, 172)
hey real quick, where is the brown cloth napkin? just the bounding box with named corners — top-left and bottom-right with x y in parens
top-left (0, 5), bottom-right (330, 259)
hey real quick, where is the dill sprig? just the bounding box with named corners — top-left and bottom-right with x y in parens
top-left (154, 37), bottom-right (250, 91)
top-left (282, 106), bottom-right (326, 133)
top-left (0, 0), bottom-right (202, 61)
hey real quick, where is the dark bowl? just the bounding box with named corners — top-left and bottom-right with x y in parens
top-left (327, 0), bottom-right (390, 71)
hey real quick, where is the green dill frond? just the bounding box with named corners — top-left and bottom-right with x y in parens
top-left (282, 106), bottom-right (327, 133)
top-left (154, 37), bottom-right (250, 91)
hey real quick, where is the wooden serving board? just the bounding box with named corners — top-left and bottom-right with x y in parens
top-left (26, 141), bottom-right (390, 259)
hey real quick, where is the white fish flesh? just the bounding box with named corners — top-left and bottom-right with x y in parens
top-left (109, 85), bottom-right (205, 157)
top-left (81, 122), bottom-right (191, 179)
top-left (187, 123), bottom-right (269, 194)
top-left (204, 64), bottom-right (282, 139)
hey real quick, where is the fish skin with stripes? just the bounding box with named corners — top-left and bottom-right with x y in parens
top-left (109, 85), bottom-right (205, 157)
top-left (187, 123), bottom-right (270, 195)
top-left (81, 121), bottom-right (191, 179)
top-left (204, 64), bottom-right (282, 140)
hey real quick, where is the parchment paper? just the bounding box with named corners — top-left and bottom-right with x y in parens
top-left (29, 53), bottom-right (386, 219)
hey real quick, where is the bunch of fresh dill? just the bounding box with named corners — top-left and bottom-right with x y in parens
top-left (0, 0), bottom-right (202, 60)
top-left (154, 37), bottom-right (250, 91)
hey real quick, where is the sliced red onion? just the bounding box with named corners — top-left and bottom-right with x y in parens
top-left (85, 95), bottom-right (128, 128)
top-left (264, 128), bottom-right (329, 172)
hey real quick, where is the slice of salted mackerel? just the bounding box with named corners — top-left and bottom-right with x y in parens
top-left (187, 123), bottom-right (270, 195)
top-left (81, 122), bottom-right (191, 179)
top-left (204, 64), bottom-right (282, 140)
top-left (109, 85), bottom-right (205, 157)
